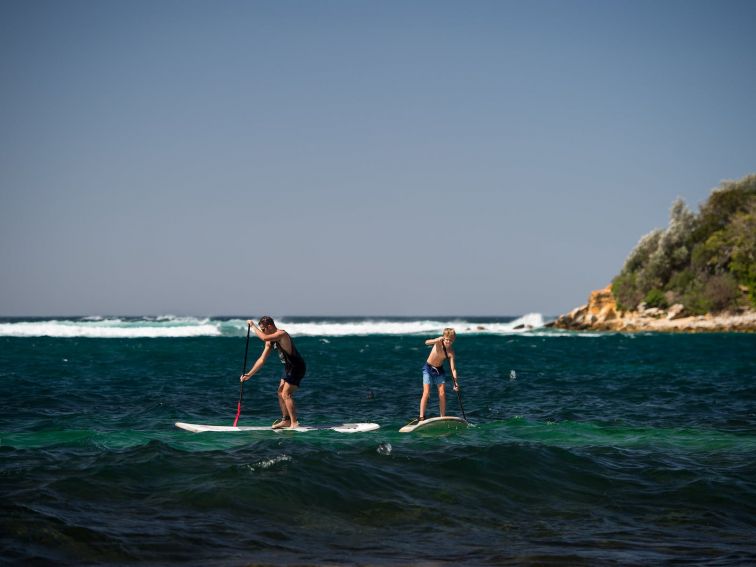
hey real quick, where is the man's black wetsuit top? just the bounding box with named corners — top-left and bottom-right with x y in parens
top-left (273, 335), bottom-right (306, 386)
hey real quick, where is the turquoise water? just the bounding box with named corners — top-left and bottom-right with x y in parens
top-left (1, 317), bottom-right (755, 564)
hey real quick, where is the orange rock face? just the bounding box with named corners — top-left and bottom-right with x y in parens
top-left (587, 285), bottom-right (618, 321)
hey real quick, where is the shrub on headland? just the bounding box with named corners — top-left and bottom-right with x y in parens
top-left (612, 174), bottom-right (756, 313)
top-left (643, 288), bottom-right (668, 309)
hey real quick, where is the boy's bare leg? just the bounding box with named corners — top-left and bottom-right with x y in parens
top-left (419, 384), bottom-right (431, 420)
top-left (438, 383), bottom-right (447, 417)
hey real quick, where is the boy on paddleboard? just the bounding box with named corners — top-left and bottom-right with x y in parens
top-left (240, 316), bottom-right (306, 429)
top-left (417, 328), bottom-right (460, 421)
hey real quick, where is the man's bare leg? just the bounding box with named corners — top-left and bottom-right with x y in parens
top-left (271, 381), bottom-right (290, 428)
top-left (282, 382), bottom-right (299, 428)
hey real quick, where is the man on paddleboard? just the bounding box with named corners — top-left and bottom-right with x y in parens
top-left (240, 316), bottom-right (306, 429)
top-left (418, 328), bottom-right (460, 422)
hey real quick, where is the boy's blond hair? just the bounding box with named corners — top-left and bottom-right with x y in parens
top-left (443, 328), bottom-right (456, 339)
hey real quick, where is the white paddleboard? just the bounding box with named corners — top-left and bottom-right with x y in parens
top-left (175, 422), bottom-right (379, 433)
top-left (399, 416), bottom-right (469, 433)
top-left (175, 422), bottom-right (272, 432)
top-left (290, 423), bottom-right (380, 433)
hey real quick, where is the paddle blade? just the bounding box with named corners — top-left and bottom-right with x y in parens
top-left (232, 401), bottom-right (242, 427)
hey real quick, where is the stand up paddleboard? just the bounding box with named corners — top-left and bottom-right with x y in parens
top-left (399, 416), bottom-right (469, 433)
top-left (175, 422), bottom-right (379, 433)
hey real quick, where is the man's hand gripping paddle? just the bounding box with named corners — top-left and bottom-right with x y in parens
top-left (233, 323), bottom-right (251, 427)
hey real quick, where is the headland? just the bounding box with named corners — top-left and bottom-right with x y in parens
top-left (549, 285), bottom-right (756, 332)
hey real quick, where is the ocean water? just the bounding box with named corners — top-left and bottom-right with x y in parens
top-left (1, 316), bottom-right (755, 565)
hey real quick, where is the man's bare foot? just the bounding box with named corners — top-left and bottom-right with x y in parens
top-left (272, 417), bottom-right (290, 429)
top-left (287, 421), bottom-right (299, 429)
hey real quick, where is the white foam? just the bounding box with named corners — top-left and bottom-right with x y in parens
top-left (247, 454), bottom-right (292, 471)
top-left (278, 315), bottom-right (547, 337)
top-left (0, 317), bottom-right (222, 338)
top-left (281, 320), bottom-right (459, 337)
top-left (0, 314), bottom-right (572, 338)
top-left (377, 442), bottom-right (392, 456)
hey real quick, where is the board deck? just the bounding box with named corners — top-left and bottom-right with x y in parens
top-left (399, 416), bottom-right (469, 433)
top-left (175, 421), bottom-right (379, 433)
top-left (292, 423), bottom-right (380, 433)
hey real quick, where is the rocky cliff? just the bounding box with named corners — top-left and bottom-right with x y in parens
top-left (549, 285), bottom-right (756, 332)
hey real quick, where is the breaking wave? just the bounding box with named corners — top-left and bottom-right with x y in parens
top-left (0, 314), bottom-right (551, 338)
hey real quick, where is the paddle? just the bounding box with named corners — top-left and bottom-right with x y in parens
top-left (451, 375), bottom-right (467, 422)
top-left (442, 340), bottom-right (467, 422)
top-left (232, 323), bottom-right (251, 427)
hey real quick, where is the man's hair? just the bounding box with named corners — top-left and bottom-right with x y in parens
top-left (258, 316), bottom-right (275, 327)
top-left (443, 327), bottom-right (456, 338)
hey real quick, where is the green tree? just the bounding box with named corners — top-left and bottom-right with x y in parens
top-left (693, 174), bottom-right (756, 243)
top-left (612, 230), bottom-right (661, 310)
top-left (611, 174), bottom-right (756, 313)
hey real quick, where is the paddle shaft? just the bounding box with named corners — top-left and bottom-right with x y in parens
top-left (233, 324), bottom-right (251, 426)
top-left (442, 340), bottom-right (467, 421)
top-left (452, 376), bottom-right (467, 421)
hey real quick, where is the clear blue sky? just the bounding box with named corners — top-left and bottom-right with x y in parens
top-left (1, 0), bottom-right (754, 317)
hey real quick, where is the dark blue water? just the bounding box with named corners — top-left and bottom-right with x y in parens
top-left (2, 327), bottom-right (756, 565)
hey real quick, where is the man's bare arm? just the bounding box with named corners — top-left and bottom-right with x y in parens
top-left (241, 342), bottom-right (272, 382)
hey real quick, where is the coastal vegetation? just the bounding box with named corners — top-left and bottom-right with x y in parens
top-left (612, 174), bottom-right (756, 315)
